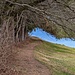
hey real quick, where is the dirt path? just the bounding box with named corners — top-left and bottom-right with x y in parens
top-left (8, 42), bottom-right (50, 75)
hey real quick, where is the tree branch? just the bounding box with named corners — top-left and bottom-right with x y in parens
top-left (5, 0), bottom-right (75, 33)
top-left (29, 0), bottom-right (46, 6)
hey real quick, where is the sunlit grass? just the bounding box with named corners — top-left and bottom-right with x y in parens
top-left (34, 41), bottom-right (75, 75)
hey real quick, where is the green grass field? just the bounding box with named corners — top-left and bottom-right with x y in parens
top-left (34, 41), bottom-right (75, 75)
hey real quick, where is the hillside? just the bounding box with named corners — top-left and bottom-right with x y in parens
top-left (4, 37), bottom-right (75, 75)
top-left (34, 39), bottom-right (75, 75)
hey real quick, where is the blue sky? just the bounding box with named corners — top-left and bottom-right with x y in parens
top-left (29, 28), bottom-right (75, 48)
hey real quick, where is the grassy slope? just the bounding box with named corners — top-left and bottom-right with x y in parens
top-left (34, 41), bottom-right (75, 75)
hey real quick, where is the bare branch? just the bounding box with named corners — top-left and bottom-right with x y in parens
top-left (5, 0), bottom-right (75, 34)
